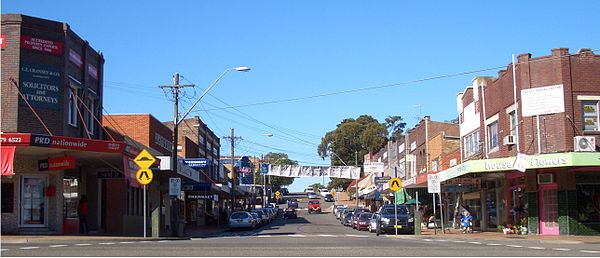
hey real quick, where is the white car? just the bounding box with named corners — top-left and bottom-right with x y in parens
top-left (307, 192), bottom-right (319, 199)
top-left (319, 188), bottom-right (330, 197)
top-left (305, 187), bottom-right (315, 193)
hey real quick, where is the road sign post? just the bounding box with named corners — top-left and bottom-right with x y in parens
top-left (388, 178), bottom-right (402, 236)
top-left (427, 174), bottom-right (441, 235)
top-left (134, 149), bottom-right (156, 239)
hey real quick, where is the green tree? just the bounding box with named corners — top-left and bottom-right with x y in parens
top-left (384, 115), bottom-right (407, 140)
top-left (253, 152), bottom-right (297, 189)
top-left (317, 115), bottom-right (388, 190)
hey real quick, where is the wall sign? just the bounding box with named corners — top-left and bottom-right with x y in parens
top-left (38, 156), bottom-right (77, 171)
top-left (1, 34), bottom-right (6, 49)
top-left (87, 64), bottom-right (98, 80)
top-left (19, 63), bottom-right (61, 109)
top-left (21, 35), bottom-right (63, 55)
top-left (521, 84), bottom-right (565, 117)
top-left (68, 49), bottom-right (83, 69)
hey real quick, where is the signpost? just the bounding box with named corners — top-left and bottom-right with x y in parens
top-left (134, 149), bottom-right (156, 238)
top-left (427, 174), bottom-right (441, 234)
top-left (275, 191), bottom-right (281, 201)
top-left (388, 178), bottom-right (402, 235)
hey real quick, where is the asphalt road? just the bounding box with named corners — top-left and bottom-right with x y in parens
top-left (2, 193), bottom-right (600, 257)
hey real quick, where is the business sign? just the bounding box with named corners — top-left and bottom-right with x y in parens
top-left (375, 176), bottom-right (392, 184)
top-left (0, 133), bottom-right (125, 153)
top-left (187, 194), bottom-right (215, 200)
top-left (1, 34), bottom-right (6, 49)
top-left (182, 182), bottom-right (211, 191)
top-left (183, 158), bottom-right (209, 169)
top-left (363, 162), bottom-right (385, 173)
top-left (513, 153), bottom-right (529, 172)
top-left (88, 64), bottom-right (98, 80)
top-left (169, 177), bottom-right (181, 196)
top-left (19, 63), bottom-right (61, 109)
top-left (97, 168), bottom-right (124, 179)
top-left (20, 35), bottom-right (63, 55)
top-left (261, 163), bottom-right (269, 175)
top-left (38, 156), bottom-right (76, 171)
top-left (521, 84), bottom-right (565, 117)
top-left (68, 49), bottom-right (83, 69)
top-left (427, 174), bottom-right (441, 193)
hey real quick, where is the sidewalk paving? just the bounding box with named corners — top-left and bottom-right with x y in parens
top-left (388, 228), bottom-right (600, 245)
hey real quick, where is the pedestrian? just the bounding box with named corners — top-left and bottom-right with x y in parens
top-left (78, 195), bottom-right (89, 234)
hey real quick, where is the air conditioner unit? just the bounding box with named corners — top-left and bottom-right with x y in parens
top-left (574, 136), bottom-right (596, 152)
top-left (538, 174), bottom-right (553, 185)
top-left (503, 135), bottom-right (516, 146)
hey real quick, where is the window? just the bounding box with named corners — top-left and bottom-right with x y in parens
top-left (68, 88), bottom-right (78, 127)
top-left (487, 121), bottom-right (499, 150)
top-left (583, 100), bottom-right (599, 131)
top-left (83, 97), bottom-right (95, 135)
top-left (464, 130), bottom-right (480, 157)
top-left (508, 111), bottom-right (517, 135)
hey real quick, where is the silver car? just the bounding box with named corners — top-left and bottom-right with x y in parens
top-left (249, 212), bottom-right (262, 227)
top-left (229, 211), bottom-right (256, 229)
top-left (368, 213), bottom-right (379, 233)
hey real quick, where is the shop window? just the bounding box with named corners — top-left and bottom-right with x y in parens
top-left (508, 111), bottom-right (517, 136)
top-left (63, 178), bottom-right (79, 218)
top-left (2, 182), bottom-right (14, 213)
top-left (576, 185), bottom-right (600, 223)
top-left (487, 121), bottom-right (499, 150)
top-left (582, 100), bottom-right (599, 131)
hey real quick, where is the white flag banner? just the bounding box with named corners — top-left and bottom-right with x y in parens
top-left (268, 165), bottom-right (360, 179)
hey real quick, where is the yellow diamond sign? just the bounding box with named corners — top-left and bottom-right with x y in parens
top-left (136, 168), bottom-right (153, 185)
top-left (134, 149), bottom-right (156, 169)
top-left (389, 178), bottom-right (402, 192)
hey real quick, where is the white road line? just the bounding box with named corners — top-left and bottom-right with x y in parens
top-left (99, 242), bottom-right (115, 245)
top-left (581, 250), bottom-right (600, 254)
top-left (435, 239), bottom-right (448, 242)
top-left (20, 247), bottom-right (40, 250)
top-left (138, 241), bottom-right (153, 243)
top-left (257, 235), bottom-right (271, 238)
top-left (453, 240), bottom-right (466, 243)
top-left (468, 241), bottom-right (482, 244)
top-left (552, 248), bottom-right (570, 251)
top-left (289, 234), bottom-right (306, 237)
top-left (223, 236), bottom-right (239, 239)
top-left (1, 249), bottom-right (9, 251)
top-left (119, 241), bottom-right (135, 244)
top-left (49, 245), bottom-right (68, 248)
top-left (158, 240), bottom-right (170, 242)
top-left (486, 243), bottom-right (501, 246)
top-left (345, 234), bottom-right (369, 238)
top-left (318, 234), bottom-right (335, 237)
top-left (423, 239), bottom-right (434, 242)
top-left (75, 243), bottom-right (93, 246)
top-left (506, 245), bottom-right (523, 248)
top-left (527, 246), bottom-right (545, 250)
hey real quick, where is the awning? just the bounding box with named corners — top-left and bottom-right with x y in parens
top-left (1, 146), bottom-right (16, 176)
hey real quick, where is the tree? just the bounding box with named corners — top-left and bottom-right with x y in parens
top-left (310, 183), bottom-right (324, 192)
top-left (317, 115), bottom-right (389, 190)
top-left (384, 115), bottom-right (407, 140)
top-left (253, 152), bottom-right (297, 189)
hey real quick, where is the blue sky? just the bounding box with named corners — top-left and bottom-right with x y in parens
top-left (4, 1), bottom-right (598, 192)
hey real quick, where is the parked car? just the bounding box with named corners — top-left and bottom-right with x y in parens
top-left (342, 212), bottom-right (354, 226)
top-left (283, 207), bottom-right (298, 219)
top-left (368, 213), bottom-right (379, 233)
top-left (263, 208), bottom-right (275, 221)
top-left (324, 194), bottom-right (335, 202)
top-left (375, 204), bottom-right (415, 235)
top-left (333, 204), bottom-right (346, 215)
top-left (305, 187), bottom-right (315, 194)
top-left (355, 212), bottom-right (373, 231)
top-left (351, 211), bottom-right (366, 229)
top-left (335, 207), bottom-right (347, 220)
top-left (319, 188), bottom-right (330, 197)
top-left (249, 212), bottom-right (262, 227)
top-left (307, 192), bottom-right (319, 199)
top-left (251, 209), bottom-right (270, 224)
top-left (308, 200), bottom-right (321, 213)
top-left (287, 198), bottom-right (299, 208)
top-left (341, 209), bottom-right (353, 223)
top-left (229, 211), bottom-right (255, 229)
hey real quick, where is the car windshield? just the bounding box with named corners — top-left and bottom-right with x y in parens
top-left (360, 213), bottom-right (373, 219)
top-left (230, 212), bottom-right (248, 219)
top-left (325, 194), bottom-right (333, 197)
top-left (253, 210), bottom-right (264, 216)
top-left (380, 206), bottom-right (409, 215)
top-left (309, 200), bottom-right (320, 204)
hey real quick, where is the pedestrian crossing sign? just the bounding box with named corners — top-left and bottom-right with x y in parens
top-left (389, 178), bottom-right (402, 192)
top-left (136, 168), bottom-right (153, 185)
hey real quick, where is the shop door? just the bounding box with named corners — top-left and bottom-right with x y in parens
top-left (539, 184), bottom-right (559, 235)
top-left (20, 176), bottom-right (47, 227)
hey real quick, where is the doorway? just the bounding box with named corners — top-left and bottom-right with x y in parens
top-left (539, 184), bottom-right (559, 235)
top-left (20, 176), bottom-right (47, 227)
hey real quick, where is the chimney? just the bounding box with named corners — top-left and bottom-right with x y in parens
top-left (517, 53), bottom-right (531, 62)
top-left (551, 48), bottom-right (569, 57)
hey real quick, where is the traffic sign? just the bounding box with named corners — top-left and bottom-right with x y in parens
top-left (134, 149), bottom-right (156, 169)
top-left (136, 168), bottom-right (153, 185)
top-left (275, 191), bottom-right (281, 200)
top-left (169, 177), bottom-right (181, 196)
top-left (261, 163), bottom-right (269, 175)
top-left (389, 178), bottom-right (402, 192)
top-left (427, 173), bottom-right (441, 193)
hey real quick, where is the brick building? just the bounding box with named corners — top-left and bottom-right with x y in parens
top-left (441, 48), bottom-right (600, 235)
top-left (0, 14), bottom-right (131, 235)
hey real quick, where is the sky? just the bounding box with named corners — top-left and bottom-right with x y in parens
top-left (3, 1), bottom-right (599, 192)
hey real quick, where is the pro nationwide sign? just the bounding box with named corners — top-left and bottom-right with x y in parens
top-left (19, 63), bottom-right (61, 109)
top-left (0, 133), bottom-right (125, 153)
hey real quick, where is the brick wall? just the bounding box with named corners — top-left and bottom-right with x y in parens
top-left (103, 114), bottom-right (173, 156)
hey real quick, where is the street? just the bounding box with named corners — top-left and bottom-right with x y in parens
top-left (2, 194), bottom-right (600, 257)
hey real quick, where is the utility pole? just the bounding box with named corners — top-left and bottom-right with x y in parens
top-left (223, 128), bottom-right (242, 212)
top-left (355, 150), bottom-right (359, 208)
top-left (159, 72), bottom-right (194, 236)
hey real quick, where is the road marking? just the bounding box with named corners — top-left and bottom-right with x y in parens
top-left (49, 245), bottom-right (68, 248)
top-left (75, 243), bottom-right (93, 246)
top-left (506, 245), bottom-right (522, 248)
top-left (257, 235), bottom-right (271, 238)
top-left (318, 234), bottom-right (335, 237)
top-left (1, 249), bottom-right (8, 251)
top-left (468, 241), bottom-right (482, 244)
top-left (580, 250), bottom-right (600, 254)
top-left (423, 239), bottom-right (434, 242)
top-left (20, 247), bottom-right (40, 250)
top-left (345, 234), bottom-right (369, 238)
top-left (452, 240), bottom-right (466, 243)
top-left (138, 241), bottom-right (153, 243)
top-left (527, 246), bottom-right (545, 250)
top-left (119, 241), bottom-right (135, 244)
top-left (288, 234), bottom-right (306, 237)
top-left (552, 248), bottom-right (570, 251)
top-left (99, 242), bottom-right (115, 245)
top-left (435, 239), bottom-right (448, 242)
top-left (486, 243), bottom-right (501, 246)
top-left (223, 236), bottom-right (239, 239)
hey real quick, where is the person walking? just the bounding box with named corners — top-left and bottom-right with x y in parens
top-left (78, 195), bottom-right (89, 234)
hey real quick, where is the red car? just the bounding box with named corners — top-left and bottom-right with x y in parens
top-left (308, 200), bottom-right (321, 213)
top-left (354, 212), bottom-right (373, 231)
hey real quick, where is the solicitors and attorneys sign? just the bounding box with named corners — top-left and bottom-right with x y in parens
top-left (19, 63), bottom-right (61, 109)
